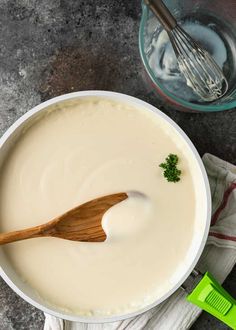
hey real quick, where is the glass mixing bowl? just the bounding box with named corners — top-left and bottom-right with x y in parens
top-left (139, 0), bottom-right (236, 112)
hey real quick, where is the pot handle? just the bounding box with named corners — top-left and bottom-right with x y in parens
top-left (187, 272), bottom-right (236, 329)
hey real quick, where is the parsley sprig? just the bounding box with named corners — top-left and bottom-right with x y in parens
top-left (159, 154), bottom-right (181, 183)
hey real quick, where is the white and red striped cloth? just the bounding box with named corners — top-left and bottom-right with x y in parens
top-left (44, 154), bottom-right (236, 330)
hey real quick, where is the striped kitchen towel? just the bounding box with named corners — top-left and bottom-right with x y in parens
top-left (44, 153), bottom-right (236, 330)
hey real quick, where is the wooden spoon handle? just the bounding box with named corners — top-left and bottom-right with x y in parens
top-left (0, 224), bottom-right (47, 245)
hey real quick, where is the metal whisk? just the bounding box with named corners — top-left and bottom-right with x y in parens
top-left (145, 0), bottom-right (228, 102)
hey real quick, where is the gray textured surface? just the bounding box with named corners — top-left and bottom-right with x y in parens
top-left (0, 0), bottom-right (235, 329)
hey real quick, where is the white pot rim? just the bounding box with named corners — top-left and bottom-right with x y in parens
top-left (0, 90), bottom-right (211, 323)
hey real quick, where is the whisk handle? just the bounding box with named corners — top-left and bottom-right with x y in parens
top-left (144, 0), bottom-right (177, 32)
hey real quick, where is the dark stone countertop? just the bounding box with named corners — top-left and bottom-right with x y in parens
top-left (0, 1), bottom-right (235, 329)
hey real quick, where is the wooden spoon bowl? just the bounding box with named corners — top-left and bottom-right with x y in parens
top-left (0, 193), bottom-right (128, 245)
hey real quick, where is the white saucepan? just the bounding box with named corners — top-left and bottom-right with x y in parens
top-left (0, 91), bottom-right (235, 328)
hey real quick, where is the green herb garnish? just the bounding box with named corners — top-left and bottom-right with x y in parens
top-left (159, 154), bottom-right (181, 182)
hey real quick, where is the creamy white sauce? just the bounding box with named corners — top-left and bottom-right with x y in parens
top-left (0, 98), bottom-right (198, 316)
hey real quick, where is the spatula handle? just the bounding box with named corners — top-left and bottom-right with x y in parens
top-left (0, 225), bottom-right (45, 245)
top-left (144, 0), bottom-right (177, 32)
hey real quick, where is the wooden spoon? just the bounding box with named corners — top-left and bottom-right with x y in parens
top-left (0, 192), bottom-right (128, 245)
